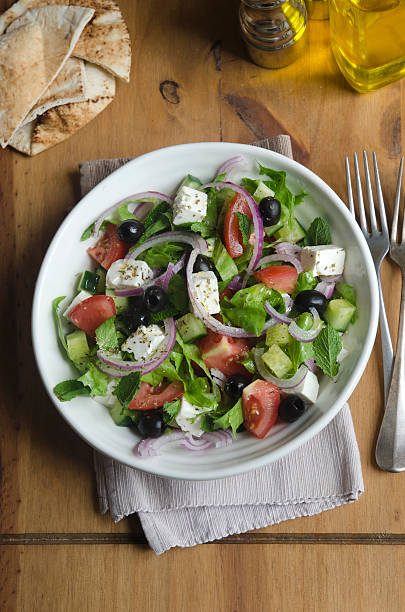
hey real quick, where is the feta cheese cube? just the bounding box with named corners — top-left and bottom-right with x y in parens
top-left (191, 271), bottom-right (220, 315)
top-left (172, 186), bottom-right (207, 225)
top-left (300, 245), bottom-right (345, 277)
top-left (63, 290), bottom-right (92, 319)
top-left (106, 259), bottom-right (154, 290)
top-left (284, 370), bottom-right (319, 404)
top-left (121, 325), bottom-right (165, 362)
top-left (175, 397), bottom-right (211, 438)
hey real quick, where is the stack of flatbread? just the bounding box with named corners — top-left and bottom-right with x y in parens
top-left (0, 0), bottom-right (131, 155)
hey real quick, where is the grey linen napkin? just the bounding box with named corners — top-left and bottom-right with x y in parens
top-left (80, 136), bottom-right (364, 555)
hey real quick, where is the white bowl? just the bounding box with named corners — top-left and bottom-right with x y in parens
top-left (32, 142), bottom-right (378, 480)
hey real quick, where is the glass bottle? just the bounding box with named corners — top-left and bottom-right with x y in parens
top-left (329, 0), bottom-right (405, 93)
top-left (305, 0), bottom-right (329, 20)
top-left (239, 0), bottom-right (308, 69)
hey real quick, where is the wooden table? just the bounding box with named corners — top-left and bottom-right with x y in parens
top-left (1, 1), bottom-right (405, 610)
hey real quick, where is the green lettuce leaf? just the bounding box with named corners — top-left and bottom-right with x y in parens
top-left (78, 363), bottom-right (109, 397)
top-left (213, 399), bottom-right (243, 437)
top-left (141, 241), bottom-right (186, 268)
top-left (221, 283), bottom-right (285, 336)
top-left (52, 296), bottom-right (68, 353)
top-left (292, 271), bottom-right (317, 298)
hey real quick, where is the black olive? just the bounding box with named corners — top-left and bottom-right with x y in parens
top-left (144, 286), bottom-right (167, 313)
top-left (294, 290), bottom-right (327, 315)
top-left (193, 254), bottom-right (214, 273)
top-left (259, 197), bottom-right (282, 226)
top-left (117, 219), bottom-right (145, 244)
top-left (137, 410), bottom-right (166, 439)
top-left (122, 307), bottom-right (150, 332)
top-left (224, 375), bottom-right (250, 399)
top-left (278, 395), bottom-right (306, 422)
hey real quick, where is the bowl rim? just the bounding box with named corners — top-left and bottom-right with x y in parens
top-left (32, 141), bottom-right (379, 480)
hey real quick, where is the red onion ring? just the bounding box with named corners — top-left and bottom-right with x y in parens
top-left (256, 254), bottom-right (303, 274)
top-left (200, 181), bottom-right (264, 288)
top-left (133, 201), bottom-right (154, 221)
top-left (264, 301), bottom-right (292, 325)
top-left (215, 155), bottom-right (249, 180)
top-left (186, 249), bottom-right (257, 338)
top-left (93, 191), bottom-right (173, 237)
top-left (136, 429), bottom-right (233, 457)
top-left (315, 281), bottom-right (335, 299)
top-left (227, 275), bottom-right (243, 292)
top-left (97, 318), bottom-right (176, 374)
top-left (283, 294), bottom-right (293, 314)
top-left (210, 368), bottom-right (226, 382)
top-left (136, 431), bottom-right (186, 457)
top-left (96, 362), bottom-right (127, 378)
top-left (304, 358), bottom-right (317, 373)
top-left (274, 242), bottom-right (302, 256)
top-left (288, 307), bottom-right (323, 343)
top-left (126, 231), bottom-right (208, 261)
top-left (254, 348), bottom-right (308, 389)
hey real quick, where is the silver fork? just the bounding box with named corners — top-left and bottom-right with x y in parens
top-left (375, 157), bottom-right (405, 472)
top-left (345, 152), bottom-right (394, 404)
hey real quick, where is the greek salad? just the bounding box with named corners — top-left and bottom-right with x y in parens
top-left (53, 156), bottom-right (357, 457)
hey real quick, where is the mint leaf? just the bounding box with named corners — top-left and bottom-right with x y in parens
top-left (78, 363), bottom-right (109, 396)
top-left (114, 372), bottom-right (141, 409)
top-left (306, 217), bottom-right (332, 246)
top-left (163, 399), bottom-right (181, 424)
top-left (292, 271), bottom-right (317, 298)
top-left (313, 324), bottom-right (342, 378)
top-left (236, 212), bottom-right (253, 247)
top-left (95, 316), bottom-right (118, 352)
top-left (214, 399), bottom-right (243, 437)
top-left (54, 379), bottom-right (91, 401)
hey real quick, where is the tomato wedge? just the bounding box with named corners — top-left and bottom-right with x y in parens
top-left (254, 265), bottom-right (298, 294)
top-left (129, 381), bottom-right (184, 411)
top-left (242, 380), bottom-right (280, 439)
top-left (87, 223), bottom-right (129, 270)
top-left (69, 295), bottom-right (116, 336)
top-left (199, 330), bottom-right (250, 377)
top-left (223, 194), bottom-right (253, 258)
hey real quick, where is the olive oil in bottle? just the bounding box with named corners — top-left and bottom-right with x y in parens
top-left (329, 0), bottom-right (405, 93)
top-left (239, 0), bottom-right (308, 69)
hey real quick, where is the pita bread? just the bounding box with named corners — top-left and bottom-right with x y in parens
top-left (22, 57), bottom-right (87, 126)
top-left (0, 0), bottom-right (131, 82)
top-left (9, 63), bottom-right (115, 155)
top-left (0, 5), bottom-right (94, 147)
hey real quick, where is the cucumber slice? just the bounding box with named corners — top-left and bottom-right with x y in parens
top-left (253, 181), bottom-right (275, 203)
top-left (78, 270), bottom-right (100, 294)
top-left (109, 403), bottom-right (134, 427)
top-left (324, 298), bottom-right (356, 332)
top-left (262, 344), bottom-right (293, 378)
top-left (95, 267), bottom-right (106, 293)
top-left (178, 174), bottom-right (203, 191)
top-left (265, 323), bottom-right (290, 347)
top-left (66, 330), bottom-right (89, 362)
top-left (105, 289), bottom-right (129, 315)
top-left (274, 218), bottom-right (306, 243)
top-left (176, 313), bottom-right (207, 343)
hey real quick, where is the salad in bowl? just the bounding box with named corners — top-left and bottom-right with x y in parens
top-left (52, 155), bottom-right (358, 458)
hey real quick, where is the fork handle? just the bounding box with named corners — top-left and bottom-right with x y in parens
top-left (376, 265), bottom-right (394, 403)
top-left (375, 270), bottom-right (405, 472)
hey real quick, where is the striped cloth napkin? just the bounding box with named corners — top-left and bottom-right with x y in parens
top-left (80, 135), bottom-right (364, 555)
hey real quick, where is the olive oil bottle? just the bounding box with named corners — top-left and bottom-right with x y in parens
top-left (239, 0), bottom-right (308, 69)
top-left (329, 0), bottom-right (405, 92)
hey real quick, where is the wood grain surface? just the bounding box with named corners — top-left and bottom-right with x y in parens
top-left (0, 0), bottom-right (404, 609)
